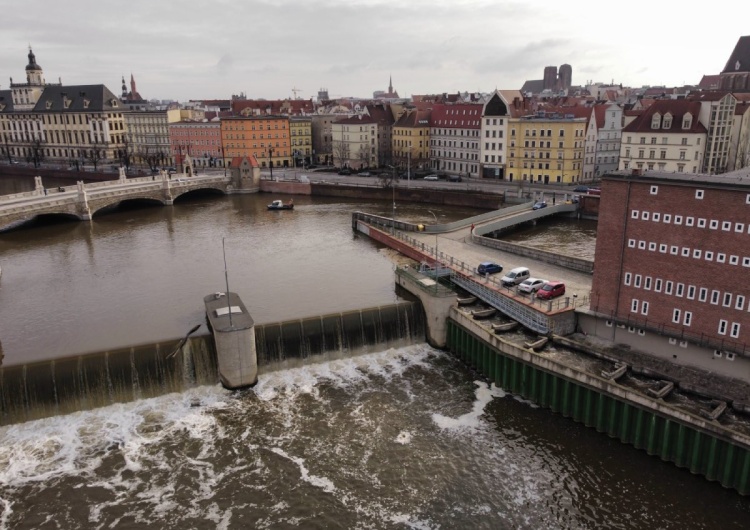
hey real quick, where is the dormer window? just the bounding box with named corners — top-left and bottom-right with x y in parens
top-left (83, 99), bottom-right (90, 109)
top-left (63, 97), bottom-right (71, 109)
top-left (111, 99), bottom-right (118, 107)
top-left (663, 113), bottom-right (672, 129)
top-left (651, 112), bottom-right (661, 129)
top-left (682, 113), bottom-right (692, 129)
top-left (46, 100), bottom-right (53, 110)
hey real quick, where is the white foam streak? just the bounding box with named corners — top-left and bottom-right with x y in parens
top-left (268, 447), bottom-right (336, 493)
top-left (432, 381), bottom-right (506, 431)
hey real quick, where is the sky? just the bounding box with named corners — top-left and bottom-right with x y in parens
top-left (0, 0), bottom-right (747, 103)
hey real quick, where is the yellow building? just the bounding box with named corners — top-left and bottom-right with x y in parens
top-left (506, 112), bottom-right (587, 184)
top-left (220, 116), bottom-right (292, 168)
top-left (392, 109), bottom-right (431, 171)
top-left (290, 117), bottom-right (312, 167)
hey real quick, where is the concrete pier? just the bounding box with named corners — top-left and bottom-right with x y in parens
top-left (204, 292), bottom-right (257, 389)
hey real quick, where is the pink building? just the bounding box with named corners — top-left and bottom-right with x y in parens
top-left (169, 121), bottom-right (224, 168)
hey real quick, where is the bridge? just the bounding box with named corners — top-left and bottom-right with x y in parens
top-left (0, 168), bottom-right (256, 231)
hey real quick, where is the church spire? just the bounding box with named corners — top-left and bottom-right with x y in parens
top-left (388, 74), bottom-right (393, 94)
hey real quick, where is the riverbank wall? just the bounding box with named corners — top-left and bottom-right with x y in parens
top-left (447, 309), bottom-right (750, 496)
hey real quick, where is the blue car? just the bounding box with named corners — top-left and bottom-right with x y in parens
top-left (477, 261), bottom-right (503, 275)
top-left (532, 201), bottom-right (547, 210)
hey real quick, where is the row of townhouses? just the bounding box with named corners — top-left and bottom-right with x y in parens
top-left (2, 42), bottom-right (750, 181)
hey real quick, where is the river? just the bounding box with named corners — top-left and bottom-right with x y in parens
top-left (0, 177), bottom-right (748, 528)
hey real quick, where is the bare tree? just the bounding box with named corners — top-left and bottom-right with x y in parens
top-left (118, 136), bottom-right (133, 171)
top-left (142, 146), bottom-right (167, 171)
top-left (332, 140), bottom-right (350, 169)
top-left (2, 134), bottom-right (11, 164)
top-left (86, 140), bottom-right (108, 171)
top-left (28, 138), bottom-right (46, 168)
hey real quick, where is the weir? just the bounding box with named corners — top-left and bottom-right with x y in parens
top-left (0, 301), bottom-right (424, 426)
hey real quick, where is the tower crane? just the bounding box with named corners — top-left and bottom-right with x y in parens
top-left (291, 87), bottom-right (302, 99)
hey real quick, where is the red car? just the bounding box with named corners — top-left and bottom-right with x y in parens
top-left (536, 281), bottom-right (565, 300)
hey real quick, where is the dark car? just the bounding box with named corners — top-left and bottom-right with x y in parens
top-left (532, 201), bottom-right (547, 210)
top-left (536, 281), bottom-right (566, 300)
top-left (448, 175), bottom-right (463, 182)
top-left (573, 185), bottom-right (589, 192)
top-left (163, 166), bottom-right (177, 173)
top-left (477, 261), bottom-right (503, 275)
top-left (338, 168), bottom-right (352, 175)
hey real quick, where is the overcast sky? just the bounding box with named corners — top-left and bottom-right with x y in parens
top-left (1, 0), bottom-right (746, 102)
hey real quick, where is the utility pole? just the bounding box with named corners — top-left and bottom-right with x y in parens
top-left (268, 146), bottom-right (275, 180)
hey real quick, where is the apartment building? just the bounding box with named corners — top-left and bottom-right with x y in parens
top-left (220, 116), bottom-right (292, 168)
top-left (392, 108), bottom-right (431, 172)
top-left (479, 91), bottom-right (511, 179)
top-left (429, 103), bottom-right (482, 177)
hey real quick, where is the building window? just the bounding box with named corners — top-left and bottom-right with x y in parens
top-left (722, 221), bottom-right (731, 231)
top-left (681, 247), bottom-right (690, 257)
top-left (699, 288), bottom-right (707, 302)
top-left (693, 249), bottom-right (701, 259)
top-left (631, 209), bottom-right (639, 219)
top-left (664, 214), bottom-right (671, 223)
top-left (666, 281), bottom-right (674, 295)
top-left (687, 285), bottom-right (696, 299)
top-left (676, 283), bottom-right (685, 297)
top-left (650, 185), bottom-right (658, 195)
top-left (718, 320), bottom-right (728, 335)
top-left (686, 217), bottom-right (694, 227)
top-left (683, 311), bottom-right (692, 326)
top-left (631, 299), bottom-right (639, 313)
top-left (710, 220), bottom-right (719, 229)
top-left (655, 279), bottom-right (663, 292)
top-left (648, 242), bottom-right (656, 251)
top-left (717, 253), bottom-right (726, 263)
top-left (642, 301), bottom-right (649, 315)
top-left (723, 293), bottom-right (733, 307)
top-left (727, 353), bottom-right (736, 361)
top-left (736, 295), bottom-right (745, 310)
top-left (634, 274), bottom-right (642, 288)
top-left (731, 323), bottom-right (741, 338)
top-left (730, 255), bottom-right (739, 265)
top-left (695, 189), bottom-right (704, 199)
top-left (659, 244), bottom-right (667, 253)
top-left (624, 272), bottom-right (632, 286)
top-left (744, 257), bottom-right (750, 267)
top-left (670, 246), bottom-right (678, 255)
top-left (653, 213), bottom-right (661, 222)
top-left (736, 223), bottom-right (745, 233)
top-left (698, 218), bottom-right (706, 228)
top-left (672, 309), bottom-right (681, 323)
top-left (675, 215), bottom-right (682, 225)
top-left (638, 241), bottom-right (646, 249)
top-left (711, 290), bottom-right (720, 304)
top-left (644, 277), bottom-right (652, 290)
top-left (642, 211), bottom-right (650, 221)
top-left (705, 252), bottom-right (713, 261)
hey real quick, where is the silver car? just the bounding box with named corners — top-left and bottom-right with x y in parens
top-left (518, 278), bottom-right (547, 294)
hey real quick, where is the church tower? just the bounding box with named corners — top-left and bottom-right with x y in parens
top-left (25, 47), bottom-right (44, 86)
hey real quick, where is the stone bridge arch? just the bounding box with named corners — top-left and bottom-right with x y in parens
top-left (88, 193), bottom-right (170, 217)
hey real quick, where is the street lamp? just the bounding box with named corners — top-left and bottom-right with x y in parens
top-left (428, 210), bottom-right (438, 267)
top-left (268, 146), bottom-right (275, 180)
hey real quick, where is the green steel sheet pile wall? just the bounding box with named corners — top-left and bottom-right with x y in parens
top-left (447, 321), bottom-right (750, 495)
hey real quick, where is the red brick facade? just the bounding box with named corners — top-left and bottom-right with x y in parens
top-left (591, 174), bottom-right (750, 353)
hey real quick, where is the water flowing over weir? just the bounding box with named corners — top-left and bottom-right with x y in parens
top-left (0, 301), bottom-right (424, 426)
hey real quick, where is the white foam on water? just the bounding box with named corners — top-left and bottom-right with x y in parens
top-left (395, 431), bottom-right (412, 445)
top-left (268, 447), bottom-right (336, 493)
top-left (431, 380), bottom-right (506, 431)
top-left (512, 395), bottom-right (540, 409)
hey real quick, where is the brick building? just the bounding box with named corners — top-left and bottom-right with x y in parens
top-left (590, 170), bottom-right (750, 356)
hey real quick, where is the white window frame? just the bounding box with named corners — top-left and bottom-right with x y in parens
top-left (723, 293), bottom-right (732, 307)
top-left (683, 311), bottom-right (692, 326)
top-left (638, 241), bottom-right (646, 249)
top-left (644, 277), bottom-right (652, 290)
top-left (672, 308), bottom-right (681, 323)
top-left (730, 322), bottom-right (740, 338)
top-left (736, 295), bottom-right (746, 310)
top-left (676, 283), bottom-right (684, 297)
top-left (653, 213), bottom-right (661, 222)
top-left (655, 279), bottom-right (663, 292)
top-left (670, 246), bottom-right (678, 255)
top-left (666, 281), bottom-right (674, 295)
top-left (699, 287), bottom-right (707, 302)
top-left (687, 285), bottom-right (695, 300)
top-left (718, 320), bottom-right (727, 335)
top-left (631, 299), bottom-right (639, 313)
top-left (705, 251), bottom-right (713, 261)
top-left (736, 223), bottom-right (745, 233)
top-left (624, 272), bottom-right (632, 286)
top-left (664, 214), bottom-right (671, 223)
top-left (628, 239), bottom-right (636, 248)
top-left (717, 253), bottom-right (726, 263)
top-left (730, 255), bottom-right (739, 265)
top-left (695, 189), bottom-right (704, 199)
top-left (634, 274), bottom-right (642, 288)
top-left (648, 242), bottom-right (656, 251)
top-left (650, 185), bottom-right (658, 195)
top-left (693, 249), bottom-right (701, 259)
top-left (642, 211), bottom-right (650, 221)
top-left (642, 301), bottom-right (649, 315)
top-left (711, 290), bottom-right (720, 305)
top-left (659, 244), bottom-right (667, 253)
top-left (686, 217), bottom-right (694, 226)
top-left (698, 218), bottom-right (706, 228)
top-left (710, 220), bottom-right (719, 229)
top-left (722, 221), bottom-right (731, 231)
top-left (631, 209), bottom-right (639, 219)
top-left (681, 247), bottom-right (690, 257)
top-left (675, 215), bottom-right (683, 225)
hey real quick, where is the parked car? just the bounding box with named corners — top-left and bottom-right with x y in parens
top-left (338, 168), bottom-right (352, 175)
top-left (573, 185), bottom-right (589, 192)
top-left (501, 267), bottom-right (530, 287)
top-left (423, 174), bottom-right (438, 181)
top-left (163, 166), bottom-right (177, 173)
top-left (532, 201), bottom-right (547, 210)
top-left (536, 281), bottom-right (566, 300)
top-left (358, 171), bottom-right (371, 177)
top-left (518, 278), bottom-right (547, 294)
top-left (448, 175), bottom-right (463, 182)
top-left (477, 261), bottom-right (503, 275)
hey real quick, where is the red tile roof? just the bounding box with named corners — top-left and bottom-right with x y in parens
top-left (429, 103), bottom-right (483, 128)
top-left (622, 100), bottom-right (707, 134)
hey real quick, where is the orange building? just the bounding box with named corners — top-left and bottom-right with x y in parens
top-left (220, 116), bottom-right (292, 168)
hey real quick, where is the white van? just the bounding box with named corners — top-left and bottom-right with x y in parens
top-left (501, 267), bottom-right (530, 287)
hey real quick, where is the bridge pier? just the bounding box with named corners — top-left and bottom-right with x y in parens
top-left (204, 292), bottom-right (258, 389)
top-left (395, 266), bottom-right (455, 348)
top-left (76, 181), bottom-right (92, 220)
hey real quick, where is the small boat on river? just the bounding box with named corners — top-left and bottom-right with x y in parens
top-left (267, 199), bottom-right (294, 210)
